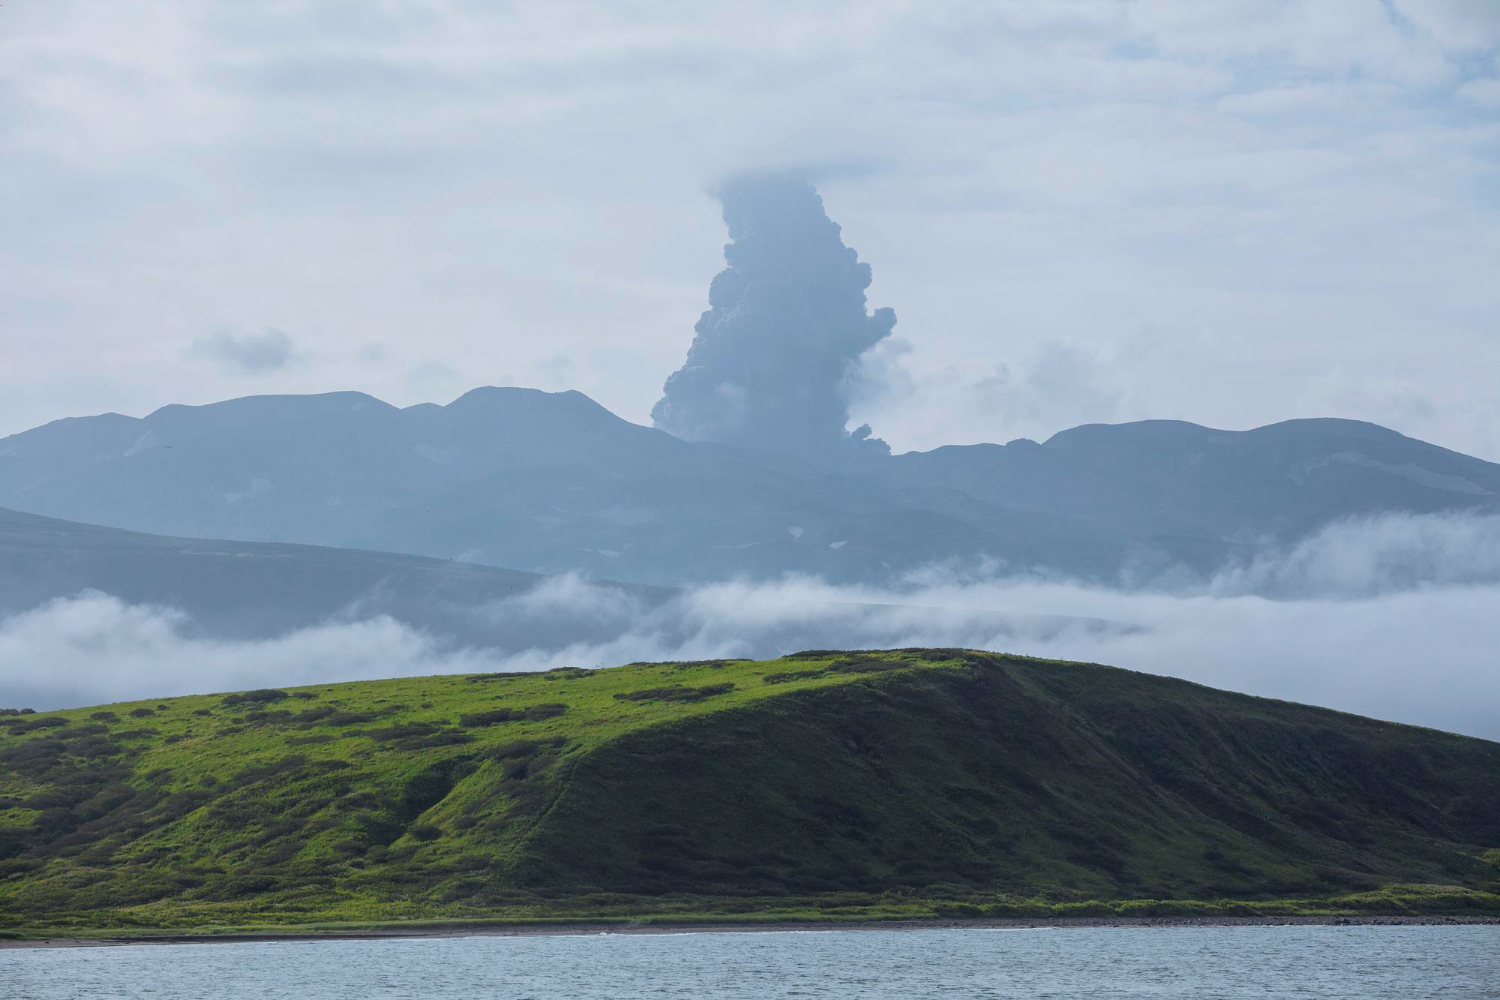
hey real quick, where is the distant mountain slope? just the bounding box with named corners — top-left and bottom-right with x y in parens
top-left (883, 418), bottom-right (1500, 542)
top-left (4, 388), bottom-right (1497, 586)
top-left (1, 650), bottom-right (1496, 931)
top-left (0, 389), bottom-right (1114, 584)
top-left (0, 505), bottom-right (667, 645)
top-left (0, 388), bottom-right (680, 545)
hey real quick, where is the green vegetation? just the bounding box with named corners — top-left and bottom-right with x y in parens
top-left (1, 649), bottom-right (1498, 934)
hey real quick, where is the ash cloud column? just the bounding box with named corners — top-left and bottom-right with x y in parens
top-left (652, 175), bottom-right (895, 459)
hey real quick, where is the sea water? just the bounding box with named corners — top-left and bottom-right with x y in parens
top-left (5, 925), bottom-right (1497, 998)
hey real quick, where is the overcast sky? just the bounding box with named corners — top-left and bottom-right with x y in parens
top-left (3, 1), bottom-right (1497, 458)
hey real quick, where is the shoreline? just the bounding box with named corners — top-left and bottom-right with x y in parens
top-left (6, 913), bottom-right (1498, 949)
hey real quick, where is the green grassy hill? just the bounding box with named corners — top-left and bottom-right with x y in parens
top-left (2, 649), bottom-right (1498, 933)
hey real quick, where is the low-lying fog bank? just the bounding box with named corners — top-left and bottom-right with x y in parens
top-left (3, 513), bottom-right (1497, 740)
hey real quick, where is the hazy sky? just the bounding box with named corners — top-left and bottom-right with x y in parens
top-left (3, 1), bottom-right (1498, 457)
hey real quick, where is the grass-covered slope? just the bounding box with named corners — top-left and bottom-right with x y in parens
top-left (2, 650), bottom-right (1498, 931)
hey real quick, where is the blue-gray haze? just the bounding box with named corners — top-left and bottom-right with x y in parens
top-left (3, 175), bottom-right (1500, 736)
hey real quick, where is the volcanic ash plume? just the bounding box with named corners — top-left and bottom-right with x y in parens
top-left (651, 175), bottom-right (895, 457)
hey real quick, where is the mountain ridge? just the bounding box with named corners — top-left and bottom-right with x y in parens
top-left (3, 387), bottom-right (1498, 587)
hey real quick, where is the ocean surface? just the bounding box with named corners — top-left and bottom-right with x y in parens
top-left (5, 925), bottom-right (1498, 998)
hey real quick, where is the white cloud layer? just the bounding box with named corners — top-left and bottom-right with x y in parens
top-left (1, 1), bottom-right (1497, 457)
top-left (4, 513), bottom-right (1497, 740)
top-left (0, 597), bottom-right (498, 711)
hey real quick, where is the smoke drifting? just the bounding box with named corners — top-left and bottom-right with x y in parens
top-left (652, 175), bottom-right (896, 457)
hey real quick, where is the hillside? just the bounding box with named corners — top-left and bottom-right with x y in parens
top-left (0, 504), bottom-right (668, 647)
top-left (2, 650), bottom-right (1497, 933)
top-left (7, 388), bottom-right (1498, 588)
